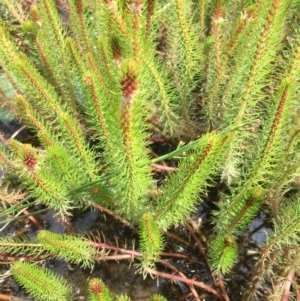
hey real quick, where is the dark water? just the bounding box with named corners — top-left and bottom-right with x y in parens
top-left (0, 205), bottom-right (271, 301)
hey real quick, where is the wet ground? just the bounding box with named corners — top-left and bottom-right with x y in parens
top-left (0, 202), bottom-right (272, 300)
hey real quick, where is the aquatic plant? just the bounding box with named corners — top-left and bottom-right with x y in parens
top-left (0, 0), bottom-right (299, 300)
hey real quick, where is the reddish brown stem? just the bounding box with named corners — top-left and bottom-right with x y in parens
top-left (91, 240), bottom-right (219, 299)
top-left (217, 272), bottom-right (230, 301)
top-left (90, 241), bottom-right (140, 256)
top-left (165, 230), bottom-right (191, 246)
top-left (95, 254), bottom-right (133, 261)
top-left (161, 252), bottom-right (189, 259)
top-left (281, 266), bottom-right (296, 301)
top-left (188, 226), bottom-right (230, 300)
top-left (91, 202), bottom-right (138, 233)
top-left (145, 266), bottom-right (222, 299)
top-left (22, 209), bottom-right (43, 229)
top-left (158, 259), bottom-right (201, 301)
top-left (0, 293), bottom-right (30, 301)
top-left (186, 224), bottom-right (217, 283)
top-left (151, 163), bottom-right (177, 172)
top-left (0, 294), bottom-right (12, 301)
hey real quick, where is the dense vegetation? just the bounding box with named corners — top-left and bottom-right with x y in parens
top-left (0, 0), bottom-right (299, 300)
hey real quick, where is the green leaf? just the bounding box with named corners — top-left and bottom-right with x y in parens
top-left (149, 294), bottom-right (168, 301)
top-left (209, 235), bottom-right (238, 275)
top-left (156, 131), bottom-right (230, 229)
top-left (139, 213), bottom-right (164, 274)
top-left (88, 278), bottom-right (114, 301)
top-left (12, 262), bottom-right (72, 301)
top-left (38, 230), bottom-right (95, 268)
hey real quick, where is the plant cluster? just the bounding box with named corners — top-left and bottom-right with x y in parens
top-left (0, 0), bottom-right (299, 300)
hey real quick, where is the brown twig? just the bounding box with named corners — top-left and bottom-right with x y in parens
top-left (187, 226), bottom-right (230, 300)
top-left (90, 241), bottom-right (140, 257)
top-left (0, 294), bottom-right (12, 301)
top-left (91, 202), bottom-right (138, 234)
top-left (158, 259), bottom-right (202, 301)
top-left (91, 239), bottom-right (220, 299)
top-left (95, 254), bottom-right (133, 261)
top-left (22, 209), bottom-right (43, 229)
top-left (186, 224), bottom-right (217, 283)
top-left (161, 252), bottom-right (189, 259)
top-left (217, 272), bottom-right (230, 301)
top-left (151, 162), bottom-right (177, 172)
top-left (92, 239), bottom-right (189, 262)
top-left (145, 265), bottom-right (222, 299)
top-left (10, 125), bottom-right (27, 140)
top-left (281, 266), bottom-right (296, 301)
top-left (165, 230), bottom-right (191, 246)
top-left (0, 293), bottom-right (31, 301)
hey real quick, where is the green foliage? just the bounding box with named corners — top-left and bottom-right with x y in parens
top-left (149, 294), bottom-right (168, 301)
top-left (139, 213), bottom-right (165, 273)
top-left (155, 131), bottom-right (230, 230)
top-left (88, 278), bottom-right (114, 301)
top-left (0, 0), bottom-right (299, 300)
top-left (209, 235), bottom-right (238, 275)
top-left (12, 261), bottom-right (73, 301)
top-left (0, 235), bottom-right (46, 258)
top-left (37, 230), bottom-right (96, 268)
top-left (245, 196), bottom-right (300, 300)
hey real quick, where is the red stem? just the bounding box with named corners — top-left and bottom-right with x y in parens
top-left (145, 266), bottom-right (222, 299)
top-left (91, 240), bottom-right (221, 299)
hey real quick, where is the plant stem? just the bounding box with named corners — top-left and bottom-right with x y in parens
top-left (145, 266), bottom-right (222, 299)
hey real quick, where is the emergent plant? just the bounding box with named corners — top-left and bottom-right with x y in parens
top-left (0, 0), bottom-right (299, 300)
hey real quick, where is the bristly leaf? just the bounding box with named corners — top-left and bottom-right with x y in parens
top-left (38, 230), bottom-right (95, 268)
top-left (0, 235), bottom-right (47, 258)
top-left (209, 235), bottom-right (238, 275)
top-left (12, 262), bottom-right (72, 301)
top-left (88, 278), bottom-right (114, 301)
top-left (213, 31), bottom-right (300, 242)
top-left (0, 0), bottom-right (299, 298)
top-left (6, 140), bottom-right (72, 214)
top-left (220, 0), bottom-right (291, 183)
top-left (107, 58), bottom-right (153, 222)
top-left (119, 58), bottom-right (139, 102)
top-left (149, 294), bottom-right (168, 301)
top-left (267, 197), bottom-right (300, 252)
top-left (156, 131), bottom-right (230, 230)
top-left (139, 213), bottom-right (164, 274)
top-left (214, 186), bottom-right (265, 236)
